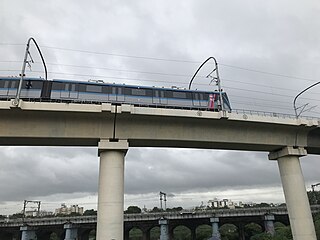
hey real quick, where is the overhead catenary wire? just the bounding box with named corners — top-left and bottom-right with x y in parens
top-left (1, 61), bottom-right (320, 97)
top-left (1, 43), bottom-right (319, 116)
top-left (1, 43), bottom-right (320, 84)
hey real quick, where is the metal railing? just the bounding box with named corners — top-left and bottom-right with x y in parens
top-left (1, 205), bottom-right (320, 227)
top-left (0, 98), bottom-right (319, 121)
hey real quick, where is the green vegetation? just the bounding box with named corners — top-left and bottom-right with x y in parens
top-left (308, 190), bottom-right (320, 205)
top-left (245, 223), bottom-right (263, 238)
top-left (173, 225), bottom-right (191, 240)
top-left (125, 206), bottom-right (142, 214)
top-left (195, 225), bottom-right (211, 240)
top-left (83, 209), bottom-right (97, 216)
top-left (129, 227), bottom-right (143, 240)
top-left (150, 227), bottom-right (160, 240)
top-left (49, 233), bottom-right (59, 240)
top-left (220, 224), bottom-right (238, 240)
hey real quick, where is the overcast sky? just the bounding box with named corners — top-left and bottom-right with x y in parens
top-left (0, 0), bottom-right (320, 215)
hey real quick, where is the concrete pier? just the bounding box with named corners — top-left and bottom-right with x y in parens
top-left (97, 140), bottom-right (128, 240)
top-left (269, 147), bottom-right (317, 240)
top-left (264, 214), bottom-right (275, 236)
top-left (20, 226), bottom-right (37, 240)
top-left (159, 218), bottom-right (169, 240)
top-left (210, 217), bottom-right (221, 240)
top-left (64, 223), bottom-right (78, 240)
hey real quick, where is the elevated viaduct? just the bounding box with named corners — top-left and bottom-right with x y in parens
top-left (0, 100), bottom-right (319, 240)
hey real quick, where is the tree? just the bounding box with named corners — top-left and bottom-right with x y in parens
top-left (150, 207), bottom-right (162, 213)
top-left (255, 202), bottom-right (271, 208)
top-left (308, 190), bottom-right (320, 205)
top-left (10, 213), bottom-right (24, 219)
top-left (245, 223), bottom-right (263, 239)
top-left (220, 224), bottom-right (238, 240)
top-left (166, 207), bottom-right (183, 212)
top-left (124, 206), bottom-right (141, 214)
top-left (83, 209), bottom-right (97, 216)
top-left (250, 232), bottom-right (273, 240)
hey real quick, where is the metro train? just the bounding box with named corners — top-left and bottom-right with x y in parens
top-left (0, 77), bottom-right (232, 111)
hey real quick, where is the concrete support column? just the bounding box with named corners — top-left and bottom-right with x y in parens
top-left (210, 217), bottom-right (221, 240)
top-left (190, 226), bottom-right (196, 240)
top-left (20, 226), bottom-right (37, 240)
top-left (64, 224), bottom-right (78, 240)
top-left (97, 139), bottom-right (129, 240)
top-left (159, 218), bottom-right (169, 240)
top-left (142, 230), bottom-right (150, 240)
top-left (264, 215), bottom-right (275, 236)
top-left (238, 223), bottom-right (245, 240)
top-left (124, 230), bottom-right (129, 240)
top-left (269, 147), bottom-right (316, 240)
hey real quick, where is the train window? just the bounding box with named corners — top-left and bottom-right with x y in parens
top-left (10, 81), bottom-right (16, 88)
top-left (165, 91), bottom-right (173, 98)
top-left (78, 84), bottom-right (86, 92)
top-left (186, 92), bottom-right (192, 99)
top-left (102, 86), bottom-right (111, 94)
top-left (173, 91), bottom-right (187, 99)
top-left (52, 82), bottom-right (63, 90)
top-left (160, 91), bottom-right (165, 98)
top-left (118, 87), bottom-right (122, 94)
top-left (124, 88), bottom-right (132, 95)
top-left (146, 89), bottom-right (152, 96)
top-left (64, 84), bottom-right (69, 91)
top-left (154, 90), bottom-right (159, 97)
top-left (112, 87), bottom-right (116, 95)
top-left (24, 80), bottom-right (32, 89)
top-left (32, 81), bottom-right (43, 89)
top-left (132, 88), bottom-right (146, 96)
top-left (0, 81), bottom-right (4, 88)
top-left (200, 93), bottom-right (209, 101)
top-left (86, 85), bottom-right (102, 92)
top-left (71, 84), bottom-right (76, 91)
top-left (4, 81), bottom-right (9, 88)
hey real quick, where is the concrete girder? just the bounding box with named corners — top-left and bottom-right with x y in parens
top-left (0, 101), bottom-right (318, 154)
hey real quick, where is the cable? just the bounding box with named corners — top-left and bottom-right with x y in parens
top-left (2, 43), bottom-right (320, 84)
top-left (40, 45), bottom-right (200, 64)
top-left (220, 63), bottom-right (320, 83)
top-left (0, 66), bottom-right (316, 96)
top-left (2, 60), bottom-right (320, 97)
top-left (38, 45), bottom-right (320, 83)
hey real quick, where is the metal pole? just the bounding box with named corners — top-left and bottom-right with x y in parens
top-left (214, 58), bottom-right (224, 111)
top-left (160, 192), bottom-right (163, 210)
top-left (14, 37), bottom-right (47, 106)
top-left (14, 41), bottom-right (31, 106)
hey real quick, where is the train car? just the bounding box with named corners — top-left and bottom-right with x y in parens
top-left (0, 77), bottom-right (232, 111)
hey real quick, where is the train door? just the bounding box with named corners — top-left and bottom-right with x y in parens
top-left (0, 80), bottom-right (10, 96)
top-left (192, 93), bottom-right (201, 107)
top-left (7, 80), bottom-right (18, 96)
top-left (116, 87), bottom-right (125, 102)
top-left (159, 90), bottom-right (167, 105)
top-left (152, 90), bottom-right (160, 104)
top-left (60, 83), bottom-right (79, 99)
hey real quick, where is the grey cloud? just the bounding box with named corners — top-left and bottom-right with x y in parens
top-left (1, 0), bottom-right (320, 211)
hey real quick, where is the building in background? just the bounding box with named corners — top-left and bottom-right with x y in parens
top-left (55, 203), bottom-right (84, 215)
top-left (208, 198), bottom-right (243, 209)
